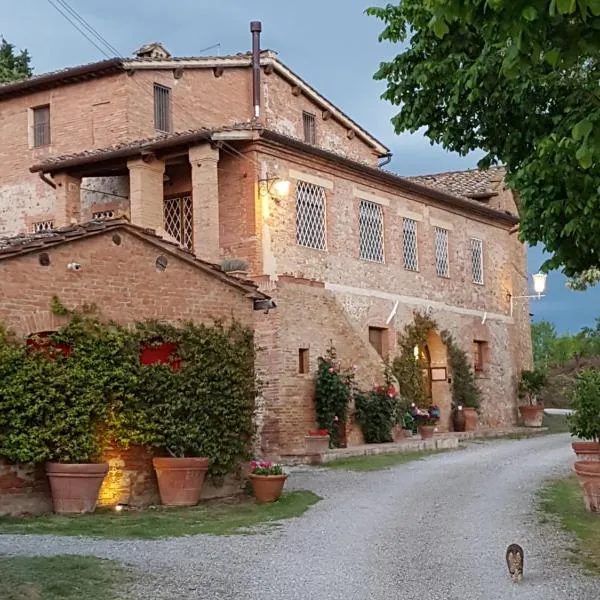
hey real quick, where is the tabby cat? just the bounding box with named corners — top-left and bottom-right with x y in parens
top-left (506, 543), bottom-right (524, 583)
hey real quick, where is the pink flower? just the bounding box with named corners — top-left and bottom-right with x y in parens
top-left (328, 367), bottom-right (334, 373)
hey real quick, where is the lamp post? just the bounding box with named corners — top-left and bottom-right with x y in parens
top-left (510, 272), bottom-right (547, 316)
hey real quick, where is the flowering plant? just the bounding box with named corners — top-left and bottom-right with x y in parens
top-left (307, 429), bottom-right (329, 437)
top-left (249, 459), bottom-right (284, 476)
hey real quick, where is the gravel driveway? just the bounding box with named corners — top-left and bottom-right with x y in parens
top-left (1, 434), bottom-right (597, 599)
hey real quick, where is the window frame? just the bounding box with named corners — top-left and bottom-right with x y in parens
top-left (434, 226), bottom-right (450, 278)
top-left (153, 83), bottom-right (172, 133)
top-left (359, 200), bottom-right (385, 263)
top-left (470, 237), bottom-right (484, 285)
top-left (295, 180), bottom-right (327, 251)
top-left (402, 217), bottom-right (419, 271)
top-left (31, 104), bottom-right (51, 148)
top-left (302, 111), bottom-right (316, 145)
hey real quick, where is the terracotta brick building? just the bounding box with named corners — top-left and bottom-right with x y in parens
top-left (0, 24), bottom-right (533, 458)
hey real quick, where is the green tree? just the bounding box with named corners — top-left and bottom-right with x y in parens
top-left (367, 1), bottom-right (600, 283)
top-left (532, 320), bottom-right (558, 369)
top-left (0, 37), bottom-right (32, 83)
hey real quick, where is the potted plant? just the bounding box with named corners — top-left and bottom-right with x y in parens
top-left (517, 368), bottom-right (547, 427)
top-left (248, 459), bottom-right (287, 503)
top-left (569, 368), bottom-right (600, 461)
top-left (410, 404), bottom-right (438, 440)
top-left (304, 429), bottom-right (330, 455)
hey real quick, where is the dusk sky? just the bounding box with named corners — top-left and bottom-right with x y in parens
top-left (2, 0), bottom-right (598, 332)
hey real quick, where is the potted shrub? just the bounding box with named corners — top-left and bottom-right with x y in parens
top-left (304, 429), bottom-right (330, 455)
top-left (569, 368), bottom-right (600, 461)
top-left (410, 404), bottom-right (439, 440)
top-left (249, 459), bottom-right (287, 503)
top-left (518, 369), bottom-right (547, 427)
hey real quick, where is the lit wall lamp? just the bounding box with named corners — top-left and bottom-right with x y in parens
top-left (509, 272), bottom-right (547, 316)
top-left (259, 175), bottom-right (291, 202)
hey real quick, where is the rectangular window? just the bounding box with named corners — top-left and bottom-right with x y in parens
top-left (298, 348), bottom-right (309, 374)
top-left (296, 180), bottom-right (327, 250)
top-left (434, 226), bottom-right (450, 277)
top-left (163, 194), bottom-right (193, 249)
top-left (471, 238), bottom-right (484, 285)
top-left (303, 111), bottom-right (316, 145)
top-left (32, 220), bottom-right (53, 233)
top-left (369, 327), bottom-right (387, 358)
top-left (154, 83), bottom-right (172, 132)
top-left (473, 341), bottom-right (487, 372)
top-left (359, 200), bottom-right (384, 263)
top-left (403, 218), bottom-right (419, 271)
top-left (32, 105), bottom-right (51, 147)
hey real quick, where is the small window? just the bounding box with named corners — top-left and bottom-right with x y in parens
top-left (434, 227), bottom-right (450, 278)
top-left (369, 326), bottom-right (387, 358)
top-left (296, 181), bottom-right (327, 250)
top-left (154, 83), bottom-right (172, 132)
top-left (473, 340), bottom-right (487, 372)
top-left (299, 348), bottom-right (309, 374)
top-left (164, 194), bottom-right (193, 249)
top-left (93, 210), bottom-right (115, 220)
top-left (359, 200), bottom-right (384, 263)
top-left (32, 220), bottom-right (54, 233)
top-left (403, 218), bottom-right (419, 271)
top-left (471, 238), bottom-right (484, 285)
top-left (303, 111), bottom-right (316, 144)
top-left (32, 105), bottom-right (51, 147)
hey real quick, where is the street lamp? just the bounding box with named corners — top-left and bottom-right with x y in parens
top-left (510, 272), bottom-right (547, 316)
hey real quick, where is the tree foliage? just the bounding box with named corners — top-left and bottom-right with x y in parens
top-left (0, 38), bottom-right (32, 83)
top-left (568, 367), bottom-right (600, 441)
top-left (368, 1), bottom-right (600, 279)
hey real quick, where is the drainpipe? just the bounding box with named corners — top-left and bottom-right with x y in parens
top-left (250, 21), bottom-right (262, 119)
top-left (38, 171), bottom-right (56, 189)
top-left (377, 152), bottom-right (393, 168)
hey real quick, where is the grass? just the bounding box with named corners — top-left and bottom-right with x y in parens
top-left (324, 448), bottom-right (457, 471)
top-left (0, 555), bottom-right (131, 600)
top-left (538, 476), bottom-right (600, 575)
top-left (0, 491), bottom-right (321, 540)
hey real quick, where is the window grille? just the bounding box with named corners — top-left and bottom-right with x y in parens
top-left (32, 220), bottom-right (54, 233)
top-left (402, 218), bottom-right (419, 271)
top-left (154, 84), bottom-right (172, 132)
top-left (434, 227), bottom-right (450, 277)
top-left (296, 181), bottom-right (326, 250)
top-left (163, 195), bottom-right (193, 249)
top-left (359, 200), bottom-right (384, 263)
top-left (303, 111), bottom-right (316, 145)
top-left (33, 105), bottom-right (51, 147)
top-left (92, 210), bottom-right (115, 220)
top-left (471, 238), bottom-right (484, 285)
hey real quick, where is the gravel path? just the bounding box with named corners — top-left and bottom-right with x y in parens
top-left (1, 434), bottom-right (597, 599)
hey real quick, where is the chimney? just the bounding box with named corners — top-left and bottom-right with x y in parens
top-left (250, 21), bottom-right (262, 119)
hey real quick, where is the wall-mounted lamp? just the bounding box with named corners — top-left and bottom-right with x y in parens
top-left (510, 272), bottom-right (547, 316)
top-left (259, 175), bottom-right (291, 202)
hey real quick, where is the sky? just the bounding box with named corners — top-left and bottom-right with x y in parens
top-left (1, 0), bottom-right (598, 332)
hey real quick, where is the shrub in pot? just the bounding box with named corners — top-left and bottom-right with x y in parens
top-left (517, 369), bottom-right (547, 427)
top-left (248, 459), bottom-right (287, 502)
top-left (568, 368), bottom-right (600, 462)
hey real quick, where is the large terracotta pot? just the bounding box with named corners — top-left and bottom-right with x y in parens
top-left (572, 441), bottom-right (600, 461)
top-left (418, 425), bottom-right (435, 440)
top-left (46, 462), bottom-right (109, 514)
top-left (304, 435), bottom-right (330, 455)
top-left (249, 474), bottom-right (288, 503)
top-left (518, 405), bottom-right (544, 427)
top-left (392, 425), bottom-right (409, 442)
top-left (574, 460), bottom-right (600, 512)
top-left (463, 408), bottom-right (478, 432)
top-left (152, 457), bottom-right (209, 506)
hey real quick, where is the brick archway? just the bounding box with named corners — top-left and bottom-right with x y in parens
top-left (13, 310), bottom-right (68, 338)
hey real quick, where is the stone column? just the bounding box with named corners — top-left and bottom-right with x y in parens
top-left (127, 157), bottom-right (165, 230)
top-left (189, 144), bottom-right (220, 263)
top-left (53, 173), bottom-right (81, 227)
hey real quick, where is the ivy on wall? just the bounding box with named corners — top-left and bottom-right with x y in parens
top-left (0, 301), bottom-right (257, 478)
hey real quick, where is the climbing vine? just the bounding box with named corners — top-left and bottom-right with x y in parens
top-left (441, 331), bottom-right (481, 411)
top-left (0, 301), bottom-right (258, 478)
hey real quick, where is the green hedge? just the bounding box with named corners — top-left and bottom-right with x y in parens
top-left (0, 308), bottom-right (257, 478)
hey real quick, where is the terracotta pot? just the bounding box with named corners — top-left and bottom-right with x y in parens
top-left (453, 409), bottom-right (466, 432)
top-left (518, 404), bottom-right (544, 427)
top-left (463, 408), bottom-right (478, 431)
top-left (418, 425), bottom-right (435, 440)
top-left (574, 460), bottom-right (600, 512)
top-left (572, 441), bottom-right (600, 461)
top-left (152, 457), bottom-right (209, 506)
top-left (46, 462), bottom-right (109, 514)
top-left (304, 435), bottom-right (330, 455)
top-left (392, 425), bottom-right (408, 442)
top-left (249, 474), bottom-right (288, 503)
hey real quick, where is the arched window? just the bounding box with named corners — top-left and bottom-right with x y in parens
top-left (26, 331), bottom-right (72, 358)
